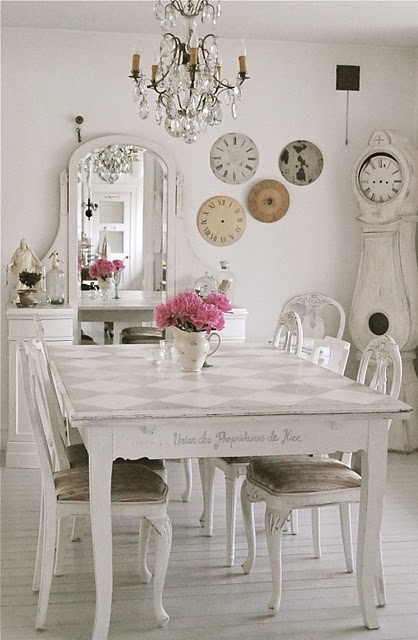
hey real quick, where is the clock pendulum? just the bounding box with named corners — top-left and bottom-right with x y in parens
top-left (349, 129), bottom-right (418, 451)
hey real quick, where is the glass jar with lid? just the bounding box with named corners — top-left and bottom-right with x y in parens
top-left (215, 260), bottom-right (235, 306)
top-left (193, 272), bottom-right (218, 298)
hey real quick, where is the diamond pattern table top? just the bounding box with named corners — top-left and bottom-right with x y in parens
top-left (49, 343), bottom-right (411, 421)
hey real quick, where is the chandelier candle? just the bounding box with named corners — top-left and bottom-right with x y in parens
top-left (129, 0), bottom-right (249, 143)
top-left (131, 54), bottom-right (140, 73)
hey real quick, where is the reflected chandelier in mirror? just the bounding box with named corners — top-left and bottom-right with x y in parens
top-left (89, 144), bottom-right (141, 184)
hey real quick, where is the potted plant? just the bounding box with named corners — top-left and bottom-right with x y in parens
top-left (17, 270), bottom-right (42, 306)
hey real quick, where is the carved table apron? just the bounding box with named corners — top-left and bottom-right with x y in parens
top-left (49, 343), bottom-right (412, 640)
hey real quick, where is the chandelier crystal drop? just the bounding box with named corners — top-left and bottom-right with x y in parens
top-left (129, 0), bottom-right (249, 144)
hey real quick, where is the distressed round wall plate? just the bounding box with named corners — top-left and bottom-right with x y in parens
top-left (279, 140), bottom-right (324, 186)
top-left (247, 180), bottom-right (290, 223)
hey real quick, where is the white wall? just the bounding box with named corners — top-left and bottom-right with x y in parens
top-left (1, 26), bottom-right (417, 447)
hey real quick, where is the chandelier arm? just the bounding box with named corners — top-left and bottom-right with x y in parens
top-left (169, 0), bottom-right (218, 19)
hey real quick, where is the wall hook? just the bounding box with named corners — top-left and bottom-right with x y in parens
top-left (75, 115), bottom-right (84, 143)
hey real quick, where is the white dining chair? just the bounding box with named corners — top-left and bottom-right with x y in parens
top-left (281, 293), bottom-right (346, 357)
top-left (19, 340), bottom-right (172, 631)
top-left (240, 335), bottom-right (402, 617)
top-left (310, 335), bottom-right (351, 374)
top-left (199, 310), bottom-right (303, 566)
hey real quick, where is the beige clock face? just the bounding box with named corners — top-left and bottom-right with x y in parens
top-left (210, 133), bottom-right (259, 184)
top-left (358, 152), bottom-right (403, 203)
top-left (197, 196), bottom-right (246, 246)
top-left (279, 139), bottom-right (324, 186)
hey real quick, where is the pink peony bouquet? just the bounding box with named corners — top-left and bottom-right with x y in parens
top-left (155, 291), bottom-right (232, 334)
top-left (89, 258), bottom-right (125, 280)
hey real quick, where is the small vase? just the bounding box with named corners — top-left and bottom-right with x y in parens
top-left (98, 277), bottom-right (113, 300)
top-left (112, 270), bottom-right (122, 299)
top-left (172, 326), bottom-right (221, 372)
top-left (17, 288), bottom-right (38, 307)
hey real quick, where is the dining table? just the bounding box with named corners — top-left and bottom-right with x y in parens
top-left (49, 342), bottom-right (412, 640)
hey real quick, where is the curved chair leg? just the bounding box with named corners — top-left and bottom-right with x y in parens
top-left (198, 458), bottom-right (208, 527)
top-left (290, 509), bottom-right (299, 535)
top-left (36, 496), bottom-right (57, 630)
top-left (265, 508), bottom-right (290, 616)
top-left (241, 480), bottom-right (256, 575)
top-left (33, 492), bottom-right (44, 592)
top-left (150, 516), bottom-right (172, 628)
top-left (138, 518), bottom-right (152, 583)
top-left (199, 460), bottom-right (215, 536)
top-left (181, 458), bottom-right (193, 502)
top-left (339, 503), bottom-right (354, 573)
top-left (375, 534), bottom-right (386, 607)
top-left (225, 474), bottom-right (239, 567)
top-left (70, 515), bottom-right (84, 542)
top-left (54, 516), bottom-right (70, 576)
top-left (311, 507), bottom-right (321, 558)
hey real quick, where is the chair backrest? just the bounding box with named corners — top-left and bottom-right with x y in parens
top-left (34, 312), bottom-right (48, 354)
top-left (273, 310), bottom-right (303, 356)
top-left (357, 335), bottom-right (402, 399)
top-left (310, 336), bottom-right (351, 375)
top-left (18, 341), bottom-right (57, 495)
top-left (25, 339), bottom-right (70, 471)
top-left (282, 293), bottom-right (346, 341)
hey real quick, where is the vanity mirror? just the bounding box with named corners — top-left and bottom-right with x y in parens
top-left (66, 135), bottom-right (177, 339)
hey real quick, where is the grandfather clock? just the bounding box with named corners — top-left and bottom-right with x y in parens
top-left (349, 129), bottom-right (418, 452)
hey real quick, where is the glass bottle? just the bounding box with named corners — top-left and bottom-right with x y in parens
top-left (46, 251), bottom-right (65, 305)
top-left (36, 266), bottom-right (51, 306)
top-left (215, 260), bottom-right (235, 306)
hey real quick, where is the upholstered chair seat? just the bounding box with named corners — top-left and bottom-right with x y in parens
top-left (55, 462), bottom-right (168, 502)
top-left (248, 456), bottom-right (361, 495)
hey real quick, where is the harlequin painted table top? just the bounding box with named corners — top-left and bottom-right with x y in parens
top-left (49, 343), bottom-right (411, 420)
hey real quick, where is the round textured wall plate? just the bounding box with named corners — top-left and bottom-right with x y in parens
top-left (247, 179), bottom-right (290, 223)
top-left (279, 140), bottom-right (324, 186)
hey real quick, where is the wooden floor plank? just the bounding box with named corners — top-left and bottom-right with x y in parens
top-left (1, 453), bottom-right (418, 640)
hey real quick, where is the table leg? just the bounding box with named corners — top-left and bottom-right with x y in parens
top-left (89, 428), bottom-right (113, 640)
top-left (356, 420), bottom-right (389, 629)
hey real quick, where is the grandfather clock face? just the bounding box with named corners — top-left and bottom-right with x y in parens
top-left (357, 152), bottom-right (403, 203)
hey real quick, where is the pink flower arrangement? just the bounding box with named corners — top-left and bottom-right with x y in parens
top-left (89, 258), bottom-right (125, 280)
top-left (154, 290), bottom-right (232, 334)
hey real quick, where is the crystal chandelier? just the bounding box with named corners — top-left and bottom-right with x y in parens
top-left (130, 0), bottom-right (249, 144)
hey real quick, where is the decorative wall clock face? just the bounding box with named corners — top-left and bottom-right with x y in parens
top-left (197, 196), bottom-right (246, 246)
top-left (357, 152), bottom-right (403, 203)
top-left (247, 180), bottom-right (290, 223)
top-left (210, 133), bottom-right (259, 184)
top-left (279, 140), bottom-right (324, 186)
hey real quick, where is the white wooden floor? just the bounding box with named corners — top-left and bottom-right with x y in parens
top-left (1, 453), bottom-right (417, 640)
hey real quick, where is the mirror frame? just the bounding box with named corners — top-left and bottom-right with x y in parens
top-left (67, 135), bottom-right (177, 309)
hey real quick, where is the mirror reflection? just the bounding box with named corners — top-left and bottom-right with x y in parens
top-left (77, 143), bottom-right (167, 293)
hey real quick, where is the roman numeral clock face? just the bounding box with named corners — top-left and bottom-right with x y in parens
top-left (197, 196), bottom-right (246, 246)
top-left (210, 133), bottom-right (259, 184)
top-left (358, 152), bottom-right (403, 203)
